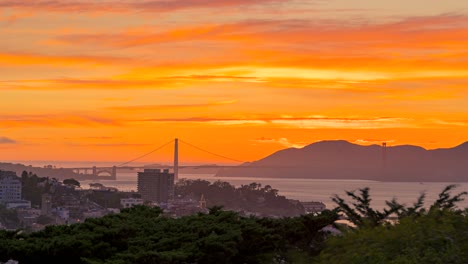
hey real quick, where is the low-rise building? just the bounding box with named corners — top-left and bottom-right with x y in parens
top-left (54, 207), bottom-right (70, 220)
top-left (5, 200), bottom-right (31, 209)
top-left (120, 198), bottom-right (144, 208)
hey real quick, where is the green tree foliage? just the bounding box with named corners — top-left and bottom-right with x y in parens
top-left (332, 185), bottom-right (467, 227)
top-left (0, 206), bottom-right (338, 264)
top-left (332, 187), bottom-right (403, 227)
top-left (35, 215), bottom-right (55, 225)
top-left (176, 179), bottom-right (304, 216)
top-left (0, 204), bottom-right (19, 229)
top-left (63, 178), bottom-right (80, 187)
top-left (86, 191), bottom-right (136, 209)
top-left (318, 185), bottom-right (468, 264)
top-left (21, 171), bottom-right (49, 207)
top-left (317, 209), bottom-right (468, 264)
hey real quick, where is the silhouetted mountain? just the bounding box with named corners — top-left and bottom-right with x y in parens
top-left (217, 141), bottom-right (468, 182)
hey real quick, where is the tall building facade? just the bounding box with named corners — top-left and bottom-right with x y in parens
top-left (41, 193), bottom-right (52, 215)
top-left (0, 170), bottom-right (21, 202)
top-left (137, 169), bottom-right (174, 203)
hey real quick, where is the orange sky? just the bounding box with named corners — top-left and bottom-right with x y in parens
top-left (1, 0), bottom-right (468, 164)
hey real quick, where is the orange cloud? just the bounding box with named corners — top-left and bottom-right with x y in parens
top-left (1, 76), bottom-right (257, 90)
top-left (0, 114), bottom-right (122, 128)
top-left (0, 53), bottom-right (127, 66)
top-left (139, 116), bottom-right (411, 129)
top-left (354, 139), bottom-right (395, 145)
top-left (0, 0), bottom-right (284, 13)
top-left (107, 100), bottom-right (237, 112)
top-left (40, 15), bottom-right (468, 83)
top-left (251, 137), bottom-right (306, 148)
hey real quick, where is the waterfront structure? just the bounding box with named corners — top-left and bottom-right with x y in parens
top-left (120, 198), bottom-right (144, 208)
top-left (137, 169), bottom-right (174, 203)
top-left (0, 171), bottom-right (21, 203)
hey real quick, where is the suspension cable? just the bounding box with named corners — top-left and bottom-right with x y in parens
top-left (116, 139), bottom-right (174, 167)
top-left (179, 139), bottom-right (245, 163)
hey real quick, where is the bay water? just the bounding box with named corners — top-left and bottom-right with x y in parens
top-left (81, 172), bottom-right (468, 210)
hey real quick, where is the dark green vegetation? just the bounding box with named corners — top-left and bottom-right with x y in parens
top-left (19, 171), bottom-right (133, 209)
top-left (318, 185), bottom-right (468, 264)
top-left (176, 179), bottom-right (304, 216)
top-left (0, 206), bottom-right (338, 264)
top-left (4, 173), bottom-right (468, 263)
top-left (318, 209), bottom-right (468, 264)
top-left (87, 190), bottom-right (140, 209)
top-left (0, 204), bottom-right (18, 229)
top-left (21, 171), bottom-right (51, 207)
top-left (63, 178), bottom-right (81, 187)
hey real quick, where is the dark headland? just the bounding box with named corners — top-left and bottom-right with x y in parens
top-left (217, 140), bottom-right (468, 182)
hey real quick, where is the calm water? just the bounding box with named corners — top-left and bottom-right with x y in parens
top-left (81, 172), bottom-right (468, 210)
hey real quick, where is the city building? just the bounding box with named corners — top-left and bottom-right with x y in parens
top-left (0, 171), bottom-right (22, 203)
top-left (5, 200), bottom-right (31, 209)
top-left (41, 193), bottom-right (52, 215)
top-left (120, 198), bottom-right (144, 208)
top-left (54, 207), bottom-right (70, 220)
top-left (137, 169), bottom-right (174, 203)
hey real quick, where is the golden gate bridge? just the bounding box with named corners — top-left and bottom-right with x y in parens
top-left (69, 138), bottom-right (248, 180)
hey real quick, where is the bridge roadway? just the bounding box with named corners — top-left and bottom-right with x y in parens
top-left (69, 164), bottom-right (295, 180)
top-left (69, 138), bottom-right (292, 180)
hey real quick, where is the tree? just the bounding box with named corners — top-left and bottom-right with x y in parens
top-left (63, 178), bottom-right (80, 187)
top-left (0, 206), bottom-right (337, 263)
top-left (175, 179), bottom-right (303, 216)
top-left (331, 187), bottom-right (402, 227)
top-left (332, 185), bottom-right (467, 227)
top-left (21, 171), bottom-right (48, 207)
top-left (317, 209), bottom-right (468, 264)
top-left (319, 185), bottom-right (468, 264)
top-left (36, 215), bottom-right (55, 225)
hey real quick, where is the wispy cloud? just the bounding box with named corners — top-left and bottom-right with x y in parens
top-left (140, 116), bottom-right (414, 129)
top-left (0, 53), bottom-right (126, 66)
top-left (52, 15), bottom-right (468, 58)
top-left (67, 142), bottom-right (151, 147)
top-left (0, 0), bottom-right (284, 13)
top-left (0, 137), bottom-right (17, 144)
top-left (252, 137), bottom-right (306, 148)
top-left (1, 76), bottom-right (258, 90)
top-left (354, 139), bottom-right (395, 145)
top-left (107, 100), bottom-right (237, 112)
top-left (0, 114), bottom-right (121, 128)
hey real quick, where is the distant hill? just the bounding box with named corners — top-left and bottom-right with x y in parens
top-left (0, 162), bottom-right (95, 180)
top-left (217, 141), bottom-right (468, 182)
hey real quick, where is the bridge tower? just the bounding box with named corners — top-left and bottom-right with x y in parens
top-left (382, 142), bottom-right (387, 168)
top-left (174, 138), bottom-right (179, 182)
top-left (111, 166), bottom-right (117, 180)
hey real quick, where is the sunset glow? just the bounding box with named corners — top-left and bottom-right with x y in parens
top-left (1, 0), bottom-right (468, 163)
